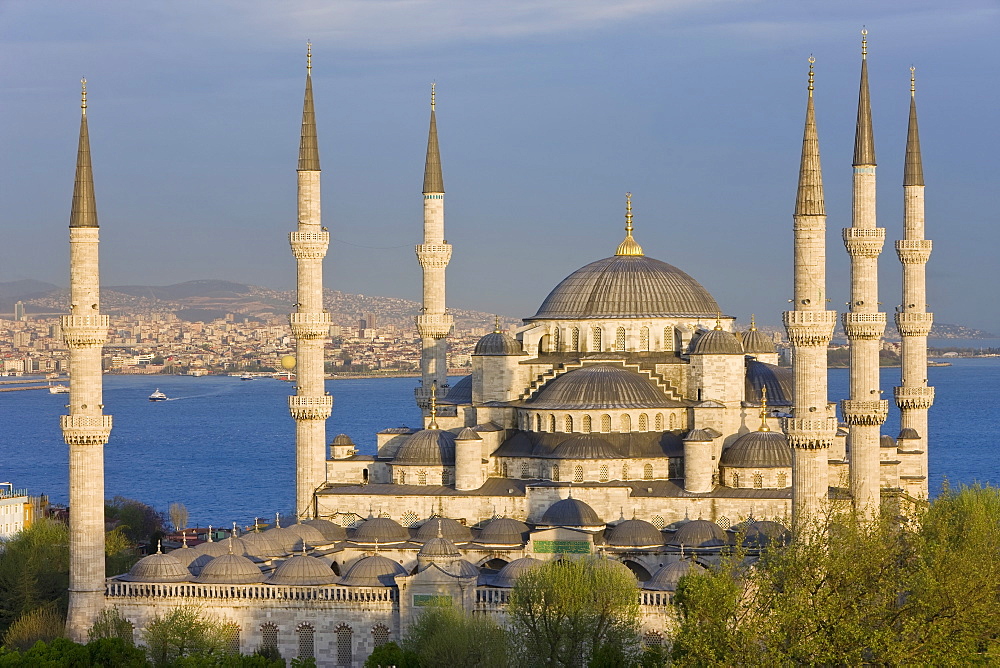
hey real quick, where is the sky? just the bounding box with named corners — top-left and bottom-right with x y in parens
top-left (2, 0), bottom-right (998, 333)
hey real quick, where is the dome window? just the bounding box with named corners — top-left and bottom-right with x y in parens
top-left (582, 415), bottom-right (592, 433)
top-left (600, 465), bottom-right (609, 482)
top-left (732, 472), bottom-right (740, 487)
top-left (574, 466), bottom-right (584, 483)
top-left (601, 415), bottom-right (611, 433)
top-left (521, 463), bottom-right (529, 479)
top-left (753, 473), bottom-right (763, 489)
top-left (552, 465), bottom-right (560, 482)
top-left (564, 415), bottom-right (573, 432)
top-left (552, 328), bottom-right (560, 351)
top-left (664, 326), bottom-right (675, 352)
top-left (621, 414), bottom-right (631, 432)
top-left (778, 472), bottom-right (788, 487)
top-left (572, 327), bottom-right (580, 351)
top-left (638, 414), bottom-right (648, 431)
top-left (418, 470), bottom-right (427, 486)
top-left (549, 415), bottom-right (557, 432)
top-left (640, 327), bottom-right (650, 352)
top-left (502, 463), bottom-right (509, 478)
top-left (593, 328), bottom-right (602, 351)
top-left (669, 413), bottom-right (677, 430)
top-left (622, 464), bottom-right (630, 481)
top-left (644, 464), bottom-right (653, 481)
top-left (616, 327), bottom-right (626, 351)
top-left (441, 470), bottom-right (450, 485)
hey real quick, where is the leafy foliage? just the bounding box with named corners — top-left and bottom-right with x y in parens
top-left (0, 519), bottom-right (69, 639)
top-left (1, 607), bottom-right (65, 652)
top-left (88, 607), bottom-right (136, 645)
top-left (364, 641), bottom-right (420, 668)
top-left (142, 606), bottom-right (229, 666)
top-left (402, 604), bottom-right (509, 667)
top-left (105, 496), bottom-right (165, 545)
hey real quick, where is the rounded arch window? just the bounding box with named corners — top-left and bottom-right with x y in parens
top-left (620, 414), bottom-right (631, 432)
top-left (564, 415), bottom-right (573, 432)
top-left (753, 473), bottom-right (763, 489)
top-left (582, 415), bottom-right (592, 433)
top-left (571, 327), bottom-right (580, 352)
top-left (615, 327), bottom-right (626, 352)
top-left (552, 465), bottom-right (560, 482)
top-left (573, 466), bottom-right (584, 483)
top-left (552, 328), bottom-right (560, 351)
top-left (621, 464), bottom-right (629, 481)
top-left (638, 414), bottom-right (648, 431)
top-left (639, 327), bottom-right (650, 352)
top-left (549, 415), bottom-right (556, 432)
top-left (655, 413), bottom-right (663, 431)
top-left (599, 465), bottom-right (609, 482)
top-left (643, 464), bottom-right (653, 481)
top-left (592, 328), bottom-right (602, 351)
top-left (731, 472), bottom-right (740, 487)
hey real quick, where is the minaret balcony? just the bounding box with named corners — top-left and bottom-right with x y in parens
top-left (416, 243), bottom-right (452, 269)
top-left (289, 231), bottom-right (329, 260)
top-left (895, 239), bottom-right (932, 264)
top-left (841, 399), bottom-right (889, 426)
top-left (60, 414), bottom-right (113, 445)
top-left (895, 312), bottom-right (933, 337)
top-left (782, 310), bottom-right (836, 346)
top-left (781, 416), bottom-right (837, 449)
top-left (290, 312), bottom-right (332, 339)
top-left (60, 314), bottom-right (110, 347)
top-left (288, 395), bottom-right (333, 420)
top-left (416, 313), bottom-right (454, 339)
top-left (842, 312), bottom-right (886, 340)
top-left (843, 227), bottom-right (886, 258)
top-left (894, 386), bottom-right (935, 410)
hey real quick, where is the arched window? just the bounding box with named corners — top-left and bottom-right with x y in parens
top-left (571, 327), bottom-right (580, 352)
top-left (600, 465), bottom-right (609, 482)
top-left (521, 462), bottom-right (529, 479)
top-left (732, 472), bottom-right (740, 488)
top-left (297, 624), bottom-right (315, 660)
top-left (564, 415), bottom-right (573, 432)
top-left (552, 465), bottom-right (560, 482)
top-left (753, 473), bottom-right (763, 489)
top-left (620, 414), bottom-right (631, 432)
top-left (536, 415), bottom-right (543, 432)
top-left (582, 415), bottom-right (592, 433)
top-left (615, 327), bottom-right (626, 351)
top-left (260, 623), bottom-right (278, 653)
top-left (640, 327), bottom-right (650, 351)
top-left (601, 414), bottom-right (611, 433)
top-left (574, 466), bottom-right (584, 483)
top-left (442, 469), bottom-right (451, 485)
top-left (655, 413), bottom-right (663, 431)
top-left (417, 470), bottom-right (427, 485)
top-left (398, 470), bottom-right (406, 485)
top-left (222, 624), bottom-right (240, 655)
top-left (644, 631), bottom-right (664, 648)
top-left (502, 462), bottom-right (509, 478)
top-left (669, 413), bottom-right (677, 429)
top-left (549, 415), bottom-right (556, 432)
top-left (643, 464), bottom-right (653, 481)
top-left (663, 326), bottom-right (674, 351)
top-left (622, 464), bottom-right (629, 481)
top-left (593, 327), bottom-right (602, 351)
top-left (335, 624), bottom-right (352, 666)
top-left (552, 327), bottom-right (560, 351)
top-left (372, 624), bottom-right (390, 648)
top-left (777, 472), bottom-right (788, 487)
top-left (638, 414), bottom-right (648, 431)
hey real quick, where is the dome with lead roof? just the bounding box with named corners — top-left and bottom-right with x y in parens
top-left (644, 560), bottom-right (706, 591)
top-left (241, 532), bottom-right (285, 559)
top-left (119, 551), bottom-right (189, 583)
top-left (418, 536), bottom-right (461, 558)
top-left (266, 554), bottom-right (337, 586)
top-left (606, 519), bottom-right (664, 548)
top-left (194, 553), bottom-right (264, 584)
top-left (474, 331), bottom-right (525, 356)
top-left (287, 522), bottom-right (326, 546)
top-left (540, 498), bottom-right (603, 528)
top-left (690, 328), bottom-right (744, 355)
top-left (528, 365), bottom-right (675, 410)
top-left (393, 429), bottom-right (456, 466)
top-left (340, 554), bottom-right (407, 587)
top-left (667, 519), bottom-right (727, 548)
top-left (303, 519), bottom-right (347, 542)
top-left (492, 557), bottom-right (543, 588)
top-left (415, 517), bottom-right (473, 543)
top-left (719, 431), bottom-right (793, 468)
top-left (476, 517), bottom-right (529, 546)
top-left (351, 517), bottom-right (409, 545)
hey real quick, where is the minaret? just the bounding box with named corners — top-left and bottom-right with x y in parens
top-left (894, 67), bottom-right (934, 498)
top-left (415, 84), bottom-right (453, 414)
top-left (842, 30), bottom-right (889, 520)
top-left (288, 44), bottom-right (332, 518)
top-left (782, 58), bottom-right (838, 525)
top-left (62, 79), bottom-right (112, 641)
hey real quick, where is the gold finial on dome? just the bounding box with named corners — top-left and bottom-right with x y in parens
top-left (714, 312), bottom-right (723, 331)
top-left (80, 77), bottom-right (87, 113)
top-left (749, 314), bottom-right (757, 331)
top-left (494, 315), bottom-right (501, 334)
top-left (910, 65), bottom-right (916, 97)
top-left (758, 385), bottom-right (771, 432)
top-left (861, 27), bottom-right (868, 59)
top-left (615, 192), bottom-right (644, 256)
top-left (808, 56), bottom-right (815, 97)
top-left (428, 382), bottom-right (439, 429)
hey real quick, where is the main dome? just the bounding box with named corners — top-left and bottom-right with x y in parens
top-left (529, 255), bottom-right (720, 320)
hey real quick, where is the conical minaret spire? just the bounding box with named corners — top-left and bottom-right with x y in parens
top-left (894, 66), bottom-right (934, 499)
top-left (415, 83), bottom-right (453, 415)
top-left (288, 43), bottom-right (332, 519)
top-left (62, 78), bottom-right (112, 641)
top-left (783, 57), bottom-right (837, 525)
top-left (843, 29), bottom-right (888, 521)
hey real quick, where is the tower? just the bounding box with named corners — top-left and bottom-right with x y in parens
top-left (288, 44), bottom-right (332, 518)
top-left (842, 31), bottom-right (888, 520)
top-left (782, 58), bottom-right (838, 524)
top-left (415, 84), bottom-right (453, 414)
top-left (62, 79), bottom-right (113, 641)
top-left (894, 67), bottom-right (934, 499)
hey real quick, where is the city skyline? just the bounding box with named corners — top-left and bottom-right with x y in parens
top-left (2, 1), bottom-right (997, 332)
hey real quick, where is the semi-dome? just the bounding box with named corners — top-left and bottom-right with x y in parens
top-left (474, 331), bottom-right (525, 356)
top-left (540, 498), bottom-right (603, 527)
top-left (476, 517), bottom-right (530, 546)
top-left (351, 517), bottom-right (409, 545)
top-left (241, 532), bottom-right (286, 559)
top-left (528, 365), bottom-right (674, 410)
top-left (690, 328), bottom-right (744, 355)
top-left (303, 519), bottom-right (348, 542)
top-left (415, 517), bottom-right (473, 543)
top-left (606, 519), bottom-right (664, 548)
top-left (667, 519), bottom-right (728, 548)
top-left (644, 560), bottom-right (706, 591)
top-left (745, 360), bottom-right (793, 406)
top-left (491, 557), bottom-right (543, 588)
top-left (340, 554), bottom-right (407, 587)
top-left (393, 429), bottom-right (456, 466)
top-left (719, 431), bottom-right (793, 468)
top-left (742, 520), bottom-right (791, 548)
top-left (119, 551), bottom-right (189, 583)
top-left (529, 255), bottom-right (720, 320)
top-left (547, 435), bottom-right (622, 459)
top-left (266, 554), bottom-right (337, 586)
top-left (194, 553), bottom-right (264, 584)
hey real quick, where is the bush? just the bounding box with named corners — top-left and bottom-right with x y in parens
top-left (403, 603), bottom-right (509, 667)
top-left (88, 607), bottom-right (135, 644)
top-left (142, 606), bottom-right (228, 666)
top-left (2, 607), bottom-right (64, 652)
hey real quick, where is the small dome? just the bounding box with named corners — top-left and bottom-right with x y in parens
top-left (492, 557), bottom-right (543, 588)
top-left (690, 328), bottom-right (744, 355)
top-left (644, 560), bottom-right (705, 591)
top-left (548, 435), bottom-right (622, 459)
top-left (455, 427), bottom-right (482, 441)
top-left (171, 546), bottom-right (214, 574)
top-left (881, 434), bottom-right (897, 448)
top-left (287, 522), bottom-right (327, 547)
top-left (120, 551), bottom-right (189, 582)
top-left (474, 331), bottom-right (525, 356)
top-left (340, 554), bottom-right (406, 587)
top-left (418, 536), bottom-right (461, 558)
top-left (241, 532), bottom-right (286, 559)
top-left (303, 519), bottom-right (347, 542)
top-left (196, 536), bottom-right (249, 558)
top-left (540, 498), bottom-right (603, 528)
top-left (742, 520), bottom-right (791, 549)
top-left (668, 519), bottom-right (727, 548)
top-left (741, 326), bottom-right (775, 354)
top-left (266, 554), bottom-right (337, 586)
top-left (897, 427), bottom-right (920, 440)
top-left (593, 557), bottom-right (637, 581)
top-left (393, 429), bottom-right (456, 466)
top-left (194, 553), bottom-right (264, 584)
top-left (683, 429), bottom-right (716, 442)
top-left (351, 517), bottom-right (409, 545)
top-left (528, 365), bottom-right (674, 410)
top-left (449, 560), bottom-right (481, 578)
top-left (415, 517), bottom-right (473, 543)
top-left (476, 517), bottom-right (529, 546)
top-left (606, 519), bottom-right (663, 548)
top-left (719, 431), bottom-right (793, 468)
top-left (264, 527), bottom-right (300, 553)
top-left (332, 433), bottom-right (355, 446)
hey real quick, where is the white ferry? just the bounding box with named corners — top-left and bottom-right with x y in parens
top-left (148, 389), bottom-right (168, 401)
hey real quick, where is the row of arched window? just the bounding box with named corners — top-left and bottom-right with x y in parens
top-left (504, 461), bottom-right (660, 482)
top-left (260, 622), bottom-right (391, 664)
top-left (396, 469), bottom-right (451, 485)
top-left (729, 471), bottom-right (787, 489)
top-left (542, 326), bottom-right (676, 353)
top-left (528, 411), bottom-right (679, 433)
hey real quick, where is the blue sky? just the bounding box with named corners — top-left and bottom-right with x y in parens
top-left (2, 1), bottom-right (997, 332)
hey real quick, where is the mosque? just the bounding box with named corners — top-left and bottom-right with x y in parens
top-left (58, 36), bottom-right (933, 667)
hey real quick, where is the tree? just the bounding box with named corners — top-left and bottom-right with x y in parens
top-left (142, 606), bottom-right (228, 666)
top-left (403, 603), bottom-right (509, 667)
top-left (508, 556), bottom-right (641, 668)
top-left (169, 503), bottom-right (190, 532)
top-left (1, 607), bottom-right (64, 652)
top-left (88, 607), bottom-right (135, 645)
top-left (105, 496), bottom-right (165, 545)
top-left (0, 519), bottom-right (69, 639)
top-left (364, 641), bottom-right (419, 668)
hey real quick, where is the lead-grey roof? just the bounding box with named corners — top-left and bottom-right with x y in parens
top-left (606, 519), bottom-right (664, 548)
top-left (741, 328), bottom-right (775, 354)
top-left (494, 430), bottom-right (684, 459)
top-left (351, 516), bottom-right (409, 544)
top-left (441, 375), bottom-right (472, 405)
top-left (745, 360), bottom-right (793, 406)
top-left (719, 430), bottom-right (792, 468)
top-left (528, 255), bottom-right (720, 320)
top-left (741, 520), bottom-right (790, 548)
top-left (70, 111), bottom-right (99, 228)
top-left (854, 56), bottom-right (876, 167)
top-left (415, 517), bottom-right (473, 543)
top-left (476, 517), bottom-right (530, 546)
top-left (119, 552), bottom-right (189, 582)
top-left (340, 554), bottom-right (406, 587)
top-left (540, 497), bottom-right (603, 527)
top-left (303, 519), bottom-right (348, 542)
top-left (547, 435), bottom-right (622, 460)
top-left (474, 331), bottom-right (526, 356)
top-left (644, 559), bottom-right (705, 591)
top-left (194, 553), bottom-right (264, 584)
top-left (393, 429), bottom-right (456, 466)
top-left (491, 557), bottom-right (542, 587)
top-left (266, 554), bottom-right (337, 586)
top-left (667, 519), bottom-right (727, 548)
top-left (527, 364), bottom-right (681, 410)
top-left (690, 329), bottom-right (744, 355)
top-left (298, 71), bottom-right (320, 171)
top-left (904, 94), bottom-right (924, 186)
top-left (423, 109), bottom-right (444, 193)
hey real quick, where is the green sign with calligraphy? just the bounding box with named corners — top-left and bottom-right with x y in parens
top-left (413, 594), bottom-right (452, 607)
top-left (533, 540), bottom-right (590, 554)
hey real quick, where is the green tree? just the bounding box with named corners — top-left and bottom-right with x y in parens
top-left (403, 603), bottom-right (509, 667)
top-left (142, 606), bottom-right (228, 666)
top-left (105, 496), bottom-right (165, 545)
top-left (88, 607), bottom-right (135, 645)
top-left (0, 519), bottom-right (70, 638)
top-left (508, 556), bottom-right (641, 668)
top-left (1, 607), bottom-right (64, 652)
top-left (364, 641), bottom-right (419, 668)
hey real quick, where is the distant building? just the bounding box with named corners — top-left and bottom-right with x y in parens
top-left (13, 301), bottom-right (25, 321)
top-left (0, 483), bottom-right (46, 538)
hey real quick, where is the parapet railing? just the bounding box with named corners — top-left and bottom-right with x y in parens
top-left (106, 582), bottom-right (397, 603)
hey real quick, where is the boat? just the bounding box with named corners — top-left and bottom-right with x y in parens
top-left (148, 389), bottom-right (168, 401)
top-left (240, 373), bottom-right (254, 381)
top-left (188, 368), bottom-right (208, 377)
top-left (48, 384), bottom-right (70, 394)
